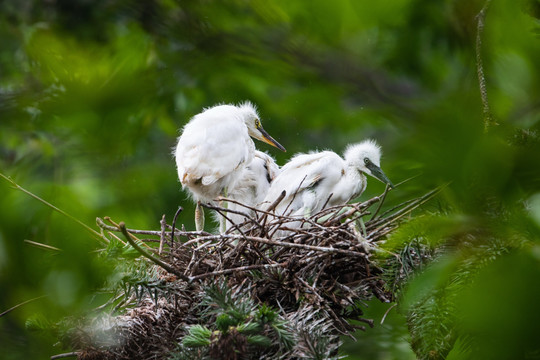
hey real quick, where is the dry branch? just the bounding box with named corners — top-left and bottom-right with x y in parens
top-left (74, 187), bottom-right (438, 360)
top-left (118, 221), bottom-right (192, 283)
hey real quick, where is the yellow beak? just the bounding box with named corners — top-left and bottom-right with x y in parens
top-left (259, 127), bottom-right (286, 152)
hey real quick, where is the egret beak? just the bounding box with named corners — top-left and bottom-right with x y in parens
top-left (258, 126), bottom-right (286, 152)
top-left (366, 163), bottom-right (394, 188)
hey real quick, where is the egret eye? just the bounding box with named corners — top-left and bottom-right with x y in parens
top-left (364, 158), bottom-right (370, 165)
top-left (255, 119), bottom-right (261, 128)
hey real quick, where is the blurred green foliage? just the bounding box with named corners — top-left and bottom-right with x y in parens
top-left (1, 0), bottom-right (540, 359)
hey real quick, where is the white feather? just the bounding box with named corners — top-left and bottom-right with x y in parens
top-left (225, 151), bottom-right (280, 229)
top-left (262, 139), bottom-right (391, 224)
top-left (173, 102), bottom-right (285, 231)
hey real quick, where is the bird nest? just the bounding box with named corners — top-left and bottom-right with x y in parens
top-left (66, 188), bottom-right (437, 360)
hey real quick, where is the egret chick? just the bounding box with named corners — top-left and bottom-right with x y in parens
top-left (225, 150), bottom-right (280, 231)
top-left (174, 102), bottom-right (285, 231)
top-left (263, 139), bottom-right (393, 226)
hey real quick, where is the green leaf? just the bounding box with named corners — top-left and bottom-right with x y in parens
top-left (247, 335), bottom-right (272, 347)
top-left (216, 314), bottom-right (237, 332)
top-left (272, 320), bottom-right (296, 350)
top-left (237, 321), bottom-right (260, 334)
top-left (182, 325), bottom-right (212, 348)
top-left (25, 314), bottom-right (53, 332)
top-left (255, 304), bottom-right (278, 324)
top-left (400, 255), bottom-right (457, 312)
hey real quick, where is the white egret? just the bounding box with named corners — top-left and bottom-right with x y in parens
top-left (225, 150), bottom-right (280, 230)
top-left (262, 139), bottom-right (393, 226)
top-left (174, 102), bottom-right (285, 231)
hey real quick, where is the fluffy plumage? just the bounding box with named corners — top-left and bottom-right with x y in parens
top-left (262, 139), bottom-right (392, 220)
top-left (174, 102), bottom-right (284, 203)
top-left (173, 102), bottom-right (285, 231)
top-left (225, 151), bottom-right (280, 229)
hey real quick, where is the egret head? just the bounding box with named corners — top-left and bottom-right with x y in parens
top-left (239, 102), bottom-right (286, 152)
top-left (344, 139), bottom-right (394, 188)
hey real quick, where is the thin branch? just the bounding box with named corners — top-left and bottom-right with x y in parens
top-left (391, 174), bottom-right (421, 189)
top-left (369, 197), bottom-right (419, 224)
top-left (367, 186), bottom-right (443, 230)
top-left (159, 214), bottom-right (167, 255)
top-left (214, 196), bottom-right (264, 223)
top-left (170, 206), bottom-right (183, 247)
top-left (314, 195), bottom-right (381, 223)
top-left (50, 352), bottom-right (80, 360)
top-left (266, 190), bottom-right (287, 213)
top-left (258, 190), bottom-right (286, 231)
top-left (320, 192), bottom-right (334, 211)
top-left (380, 303), bottom-right (397, 325)
top-left (106, 231), bottom-right (127, 246)
top-left (118, 221), bottom-right (192, 283)
top-left (476, 0), bottom-right (495, 132)
top-left (201, 202), bottom-right (253, 237)
top-left (24, 239), bottom-right (62, 252)
top-left (0, 295), bottom-right (48, 317)
top-left (323, 203), bottom-right (368, 226)
top-left (96, 216), bottom-right (212, 238)
top-left (282, 175), bottom-right (308, 218)
top-left (0, 172), bottom-right (108, 245)
top-left (368, 187), bottom-right (441, 237)
top-left (193, 234), bottom-right (369, 258)
top-left (370, 184), bottom-right (391, 220)
top-left (190, 263), bottom-right (285, 281)
top-left (104, 217), bottom-right (152, 249)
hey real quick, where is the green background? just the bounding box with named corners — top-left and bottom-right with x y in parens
top-left (1, 0), bottom-right (540, 359)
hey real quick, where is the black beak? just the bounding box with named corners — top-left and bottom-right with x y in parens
top-left (366, 163), bottom-right (394, 188)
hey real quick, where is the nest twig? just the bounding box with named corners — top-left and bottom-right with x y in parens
top-left (67, 187), bottom-right (439, 360)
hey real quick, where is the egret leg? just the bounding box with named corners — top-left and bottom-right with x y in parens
top-left (195, 201), bottom-right (205, 232)
top-left (219, 187), bottom-right (228, 234)
top-left (300, 206), bottom-right (312, 229)
top-left (356, 217), bottom-right (367, 239)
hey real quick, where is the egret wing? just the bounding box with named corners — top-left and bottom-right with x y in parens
top-left (176, 116), bottom-right (253, 186)
top-left (263, 151), bottom-right (343, 213)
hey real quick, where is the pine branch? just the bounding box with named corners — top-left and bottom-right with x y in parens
top-left (476, 0), bottom-right (495, 132)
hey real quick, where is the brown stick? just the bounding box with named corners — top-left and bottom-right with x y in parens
top-left (190, 263), bottom-right (285, 281)
top-left (118, 221), bottom-right (192, 282)
top-left (367, 187), bottom-right (441, 231)
top-left (170, 207), bottom-right (183, 247)
top-left (96, 217), bottom-right (212, 238)
top-left (50, 353), bottom-right (80, 360)
top-left (193, 234), bottom-right (368, 258)
top-left (0, 295), bottom-right (47, 318)
top-left (159, 214), bottom-right (167, 255)
top-left (23, 239), bottom-right (61, 252)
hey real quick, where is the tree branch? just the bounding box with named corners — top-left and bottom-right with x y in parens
top-left (194, 234), bottom-right (369, 258)
top-left (50, 352), bottom-right (80, 360)
top-left (0, 295), bottom-right (48, 318)
top-left (476, 0), bottom-right (495, 132)
top-left (190, 263), bottom-right (285, 281)
top-left (118, 221), bottom-right (192, 283)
